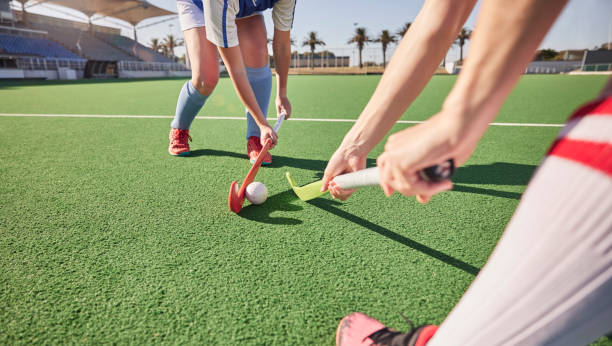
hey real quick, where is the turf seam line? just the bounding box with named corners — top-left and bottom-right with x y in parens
top-left (0, 113), bottom-right (566, 127)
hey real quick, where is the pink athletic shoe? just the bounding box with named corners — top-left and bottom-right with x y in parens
top-left (336, 312), bottom-right (438, 346)
top-left (247, 136), bottom-right (272, 165)
top-left (169, 128), bottom-right (192, 156)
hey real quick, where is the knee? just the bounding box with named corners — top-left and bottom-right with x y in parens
top-left (242, 42), bottom-right (269, 68)
top-left (191, 73), bottom-right (218, 95)
top-left (251, 45), bottom-right (269, 67)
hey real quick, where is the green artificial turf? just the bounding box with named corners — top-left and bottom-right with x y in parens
top-left (1, 75), bottom-right (611, 345)
top-left (0, 74), bottom-right (608, 123)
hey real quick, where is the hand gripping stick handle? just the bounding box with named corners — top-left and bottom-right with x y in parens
top-left (273, 112), bottom-right (285, 133)
top-left (331, 159), bottom-right (455, 190)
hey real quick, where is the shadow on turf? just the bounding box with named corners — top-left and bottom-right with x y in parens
top-left (189, 148), bottom-right (376, 172)
top-left (449, 162), bottom-right (537, 200)
top-left (192, 149), bottom-right (535, 184)
top-left (453, 162), bottom-right (538, 185)
top-left (308, 198), bottom-right (480, 276)
top-left (194, 149), bottom-right (532, 201)
top-left (238, 190), bottom-right (304, 225)
top-left (452, 185), bottom-right (523, 200)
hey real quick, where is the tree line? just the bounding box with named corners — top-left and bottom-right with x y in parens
top-left (534, 43), bottom-right (611, 61)
top-left (148, 34), bottom-right (183, 61)
top-left (303, 24), bottom-right (472, 69)
top-left (148, 25), bottom-right (473, 68)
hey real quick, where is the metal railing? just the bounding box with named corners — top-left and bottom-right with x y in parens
top-left (1, 56), bottom-right (190, 73)
top-left (118, 60), bottom-right (189, 72)
top-left (525, 61), bottom-right (581, 74)
top-left (10, 56), bottom-right (86, 70)
top-left (0, 25), bottom-right (48, 38)
top-left (583, 64), bottom-right (612, 72)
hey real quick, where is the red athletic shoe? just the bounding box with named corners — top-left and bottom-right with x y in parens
top-left (168, 128), bottom-right (192, 156)
top-left (336, 312), bottom-right (437, 346)
top-left (247, 136), bottom-right (272, 166)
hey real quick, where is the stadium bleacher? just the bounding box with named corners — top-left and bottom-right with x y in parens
top-left (0, 33), bottom-right (83, 59)
top-left (0, 8), bottom-right (189, 79)
top-left (583, 50), bottom-right (612, 72)
top-left (96, 32), bottom-right (174, 63)
top-left (29, 24), bottom-right (139, 61)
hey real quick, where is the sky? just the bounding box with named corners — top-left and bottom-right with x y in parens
top-left (10, 0), bottom-right (612, 63)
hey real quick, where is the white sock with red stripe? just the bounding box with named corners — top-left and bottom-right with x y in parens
top-left (428, 97), bottom-right (612, 346)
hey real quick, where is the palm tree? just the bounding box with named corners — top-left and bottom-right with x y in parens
top-left (396, 22), bottom-right (412, 38)
top-left (374, 30), bottom-right (396, 68)
top-left (160, 45), bottom-right (169, 57)
top-left (162, 34), bottom-right (184, 59)
top-left (149, 38), bottom-right (160, 53)
top-left (455, 27), bottom-right (472, 63)
top-left (348, 27), bottom-right (370, 68)
top-left (302, 32), bottom-right (325, 69)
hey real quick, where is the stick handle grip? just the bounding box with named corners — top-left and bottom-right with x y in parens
top-left (331, 159), bottom-right (455, 190)
top-left (244, 113), bottom-right (286, 195)
top-left (273, 111), bottom-right (286, 133)
top-left (333, 167), bottom-right (380, 189)
top-left (260, 112), bottom-right (285, 155)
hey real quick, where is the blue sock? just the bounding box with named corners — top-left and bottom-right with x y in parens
top-left (245, 65), bottom-right (272, 139)
top-left (171, 81), bottom-right (209, 130)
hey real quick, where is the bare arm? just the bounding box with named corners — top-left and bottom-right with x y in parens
top-left (442, 0), bottom-right (570, 142)
top-left (218, 46), bottom-right (277, 145)
top-left (273, 28), bottom-right (292, 118)
top-left (341, 0), bottom-right (477, 155)
top-left (377, 0), bottom-right (569, 201)
top-left (323, 0), bottom-right (477, 198)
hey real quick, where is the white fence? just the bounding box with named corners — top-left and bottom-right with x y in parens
top-left (286, 46), bottom-right (399, 68)
top-left (12, 56), bottom-right (86, 70)
top-left (525, 61), bottom-right (582, 74)
top-left (118, 60), bottom-right (189, 72)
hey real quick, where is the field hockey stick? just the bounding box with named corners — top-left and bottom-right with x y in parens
top-left (286, 159), bottom-right (454, 201)
top-left (228, 113), bottom-right (285, 213)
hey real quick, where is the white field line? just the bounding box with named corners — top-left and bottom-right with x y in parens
top-left (0, 113), bottom-right (566, 127)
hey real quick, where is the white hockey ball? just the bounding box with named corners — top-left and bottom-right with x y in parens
top-left (245, 182), bottom-right (268, 205)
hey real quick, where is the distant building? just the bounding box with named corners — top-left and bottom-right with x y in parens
top-left (598, 42), bottom-right (611, 50)
top-left (526, 49), bottom-right (585, 73)
top-left (290, 53), bottom-right (350, 68)
top-left (285, 52), bottom-right (350, 68)
top-left (557, 50), bottom-right (587, 61)
top-left (533, 49), bottom-right (587, 62)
